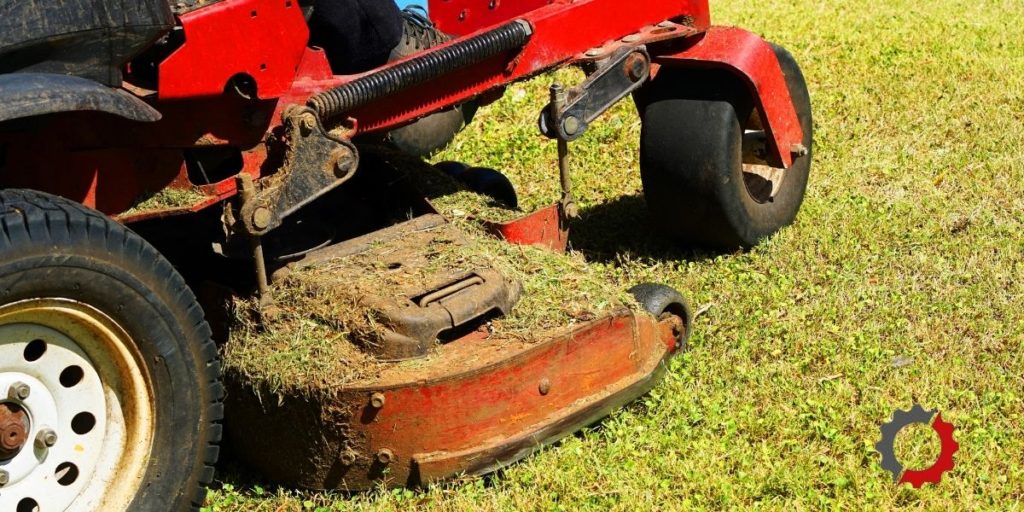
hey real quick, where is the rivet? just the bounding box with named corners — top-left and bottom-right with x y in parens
top-left (539, 378), bottom-right (551, 396)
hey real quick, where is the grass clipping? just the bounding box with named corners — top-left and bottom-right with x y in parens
top-left (223, 158), bottom-right (634, 396)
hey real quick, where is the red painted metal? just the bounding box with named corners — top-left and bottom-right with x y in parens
top-left (430, 0), bottom-right (553, 36)
top-left (226, 310), bottom-right (681, 489)
top-left (654, 27), bottom-right (804, 168)
top-left (0, 0), bottom-right (801, 220)
top-left (159, 0), bottom-right (310, 100)
top-left (482, 203), bottom-right (568, 252)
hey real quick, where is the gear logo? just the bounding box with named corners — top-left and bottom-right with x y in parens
top-left (875, 403), bottom-right (959, 488)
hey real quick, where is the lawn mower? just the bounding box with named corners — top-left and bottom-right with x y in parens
top-left (0, 0), bottom-right (811, 510)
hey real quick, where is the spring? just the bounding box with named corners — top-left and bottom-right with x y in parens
top-left (308, 20), bottom-right (532, 120)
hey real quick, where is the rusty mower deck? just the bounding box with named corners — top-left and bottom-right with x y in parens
top-left (224, 214), bottom-right (683, 490)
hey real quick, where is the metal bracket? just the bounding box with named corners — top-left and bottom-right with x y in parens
top-left (539, 47), bottom-right (651, 141)
top-left (238, 107), bottom-right (359, 236)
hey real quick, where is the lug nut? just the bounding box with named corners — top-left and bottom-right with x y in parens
top-left (0, 469), bottom-right (9, 486)
top-left (376, 448), bottom-right (395, 465)
top-left (8, 382), bottom-right (30, 401)
top-left (35, 428), bottom-right (57, 449)
top-left (369, 392), bottom-right (386, 409)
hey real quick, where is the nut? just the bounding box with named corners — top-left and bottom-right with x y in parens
top-left (8, 382), bottom-right (29, 401)
top-left (376, 448), bottom-right (395, 465)
top-left (369, 392), bottom-right (386, 409)
top-left (35, 428), bottom-right (57, 449)
top-left (0, 469), bottom-right (8, 486)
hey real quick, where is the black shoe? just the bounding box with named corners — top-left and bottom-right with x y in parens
top-left (386, 5), bottom-right (473, 157)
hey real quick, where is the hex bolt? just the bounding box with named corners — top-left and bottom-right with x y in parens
top-left (8, 382), bottom-right (30, 401)
top-left (376, 448), bottom-right (395, 465)
top-left (35, 428), bottom-right (57, 449)
top-left (790, 143), bottom-right (809, 157)
top-left (0, 469), bottom-right (8, 486)
top-left (369, 392), bottom-right (386, 409)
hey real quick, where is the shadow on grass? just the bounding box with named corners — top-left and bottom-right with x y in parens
top-left (569, 193), bottom-right (724, 265)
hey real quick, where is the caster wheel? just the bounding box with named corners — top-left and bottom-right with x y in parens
top-left (637, 43), bottom-right (813, 249)
top-left (628, 283), bottom-right (693, 351)
top-left (0, 190), bottom-right (222, 511)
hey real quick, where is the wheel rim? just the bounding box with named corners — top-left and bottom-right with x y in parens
top-left (0, 299), bottom-right (154, 512)
top-left (741, 125), bottom-right (788, 204)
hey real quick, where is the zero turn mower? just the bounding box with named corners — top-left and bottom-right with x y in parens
top-left (0, 0), bottom-right (811, 509)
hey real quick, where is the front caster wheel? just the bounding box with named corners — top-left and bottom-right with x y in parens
top-left (0, 190), bottom-right (222, 511)
top-left (629, 283), bottom-right (693, 351)
top-left (637, 44), bottom-right (813, 249)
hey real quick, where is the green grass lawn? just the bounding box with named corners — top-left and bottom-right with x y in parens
top-left (206, 0), bottom-right (1024, 509)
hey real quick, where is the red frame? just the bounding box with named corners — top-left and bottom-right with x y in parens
top-left (0, 0), bottom-right (802, 218)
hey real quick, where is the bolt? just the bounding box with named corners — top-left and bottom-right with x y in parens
top-left (790, 143), bottom-right (809, 157)
top-left (658, 20), bottom-right (676, 28)
top-left (538, 378), bottom-right (551, 396)
top-left (622, 34), bottom-right (641, 43)
top-left (624, 53), bottom-right (649, 82)
top-left (251, 207), bottom-right (272, 230)
top-left (8, 382), bottom-right (29, 401)
top-left (369, 392), bottom-right (386, 409)
top-left (331, 148), bottom-right (353, 178)
top-left (562, 116), bottom-right (580, 136)
top-left (376, 448), bottom-right (395, 465)
top-left (0, 469), bottom-right (8, 486)
top-left (339, 449), bottom-right (357, 466)
top-left (585, 48), bottom-right (603, 58)
top-left (35, 428), bottom-right (57, 449)
top-left (299, 114), bottom-right (317, 134)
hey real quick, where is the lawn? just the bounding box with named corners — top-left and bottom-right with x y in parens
top-left (206, 0), bottom-right (1024, 509)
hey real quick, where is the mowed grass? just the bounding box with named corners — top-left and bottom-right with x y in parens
top-left (206, 0), bottom-right (1024, 509)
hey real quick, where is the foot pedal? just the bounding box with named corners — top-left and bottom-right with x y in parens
top-left (288, 214), bottom-right (521, 360)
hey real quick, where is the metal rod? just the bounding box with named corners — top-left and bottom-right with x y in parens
top-left (549, 84), bottom-right (579, 218)
top-left (237, 173), bottom-right (270, 299)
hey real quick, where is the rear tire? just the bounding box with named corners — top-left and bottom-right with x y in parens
top-left (0, 189), bottom-right (222, 511)
top-left (637, 44), bottom-right (813, 248)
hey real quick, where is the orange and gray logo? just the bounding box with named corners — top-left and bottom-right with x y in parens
top-left (875, 403), bottom-right (959, 487)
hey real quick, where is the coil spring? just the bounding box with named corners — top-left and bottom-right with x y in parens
top-left (308, 20), bottom-right (532, 120)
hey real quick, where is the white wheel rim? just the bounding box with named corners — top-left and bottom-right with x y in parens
top-left (0, 299), bottom-right (154, 512)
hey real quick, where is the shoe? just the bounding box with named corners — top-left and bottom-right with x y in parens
top-left (386, 5), bottom-right (474, 157)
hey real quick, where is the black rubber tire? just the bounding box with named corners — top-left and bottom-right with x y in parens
top-left (456, 167), bottom-right (519, 208)
top-left (0, 189), bottom-right (223, 511)
top-left (628, 283), bottom-right (693, 351)
top-left (637, 44), bottom-right (813, 248)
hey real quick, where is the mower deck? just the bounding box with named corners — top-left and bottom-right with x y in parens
top-left (227, 307), bottom-right (680, 490)
top-left (224, 211), bottom-right (683, 490)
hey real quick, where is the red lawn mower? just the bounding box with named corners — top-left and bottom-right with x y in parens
top-left (0, 0), bottom-right (811, 510)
